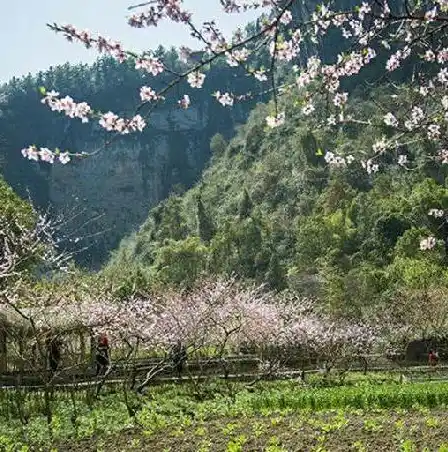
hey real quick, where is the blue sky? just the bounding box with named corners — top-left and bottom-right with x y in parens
top-left (0, 0), bottom-right (261, 83)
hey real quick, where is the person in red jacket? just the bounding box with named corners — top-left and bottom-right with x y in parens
top-left (428, 349), bottom-right (439, 367)
top-left (95, 334), bottom-right (110, 376)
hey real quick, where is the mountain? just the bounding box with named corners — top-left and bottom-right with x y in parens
top-left (0, 1), bottom-right (423, 270)
top-left (0, 52), bottom-right (262, 267)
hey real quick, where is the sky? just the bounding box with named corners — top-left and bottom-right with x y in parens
top-left (0, 0), bottom-right (262, 83)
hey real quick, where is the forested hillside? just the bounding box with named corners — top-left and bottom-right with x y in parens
top-left (106, 86), bottom-right (448, 317)
top-left (1, 0), bottom-right (444, 308)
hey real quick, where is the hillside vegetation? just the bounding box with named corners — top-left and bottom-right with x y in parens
top-left (106, 87), bottom-right (448, 317)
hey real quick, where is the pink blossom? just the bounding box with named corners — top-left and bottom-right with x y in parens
top-left (386, 53), bottom-right (401, 71)
top-left (324, 151), bottom-right (350, 167)
top-left (384, 113), bottom-right (398, 127)
top-left (438, 149), bottom-right (448, 164)
top-left (179, 46), bottom-right (191, 63)
top-left (21, 146), bottom-right (39, 162)
top-left (437, 48), bottom-right (448, 64)
top-left (280, 10), bottom-right (293, 25)
top-left (372, 138), bottom-right (387, 154)
top-left (327, 115), bottom-right (337, 126)
top-left (39, 148), bottom-right (55, 164)
top-left (428, 209), bottom-right (444, 218)
top-left (333, 92), bottom-right (348, 108)
top-left (178, 94), bottom-right (190, 109)
top-left (226, 48), bottom-right (249, 66)
top-left (420, 236), bottom-right (437, 250)
top-left (424, 50), bottom-right (436, 62)
top-left (270, 38), bottom-right (300, 62)
top-left (135, 56), bottom-right (164, 76)
top-left (127, 1), bottom-right (191, 28)
top-left (302, 102), bottom-right (315, 116)
top-left (427, 124), bottom-right (441, 140)
top-left (41, 90), bottom-right (60, 105)
top-left (20, 0), bottom-right (448, 183)
top-left (419, 86), bottom-right (429, 97)
top-left (21, 146), bottom-right (75, 165)
top-left (129, 115), bottom-right (146, 132)
top-left (187, 72), bottom-right (206, 89)
top-left (424, 7), bottom-right (438, 21)
top-left (438, 68), bottom-right (448, 85)
top-left (362, 159), bottom-right (380, 174)
top-left (398, 154), bottom-right (408, 166)
top-left (214, 91), bottom-right (234, 107)
top-left (140, 86), bottom-right (158, 102)
top-left (265, 111), bottom-right (285, 128)
top-left (99, 112), bottom-right (119, 132)
top-left (358, 2), bottom-right (371, 20)
top-left (59, 152), bottom-right (71, 165)
top-left (98, 111), bottom-right (146, 134)
top-left (41, 91), bottom-right (92, 123)
top-left (253, 70), bottom-right (268, 82)
top-left (441, 96), bottom-right (448, 110)
top-left (296, 72), bottom-right (312, 88)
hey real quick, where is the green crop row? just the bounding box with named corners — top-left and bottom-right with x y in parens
top-left (1, 379), bottom-right (448, 449)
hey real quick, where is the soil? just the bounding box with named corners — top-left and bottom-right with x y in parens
top-left (57, 409), bottom-right (448, 452)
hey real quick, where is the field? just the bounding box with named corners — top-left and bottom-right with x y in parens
top-left (3, 373), bottom-right (448, 451)
top-left (63, 410), bottom-right (448, 452)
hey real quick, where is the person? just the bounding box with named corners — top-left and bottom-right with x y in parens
top-left (428, 349), bottom-right (439, 367)
top-left (170, 340), bottom-right (187, 378)
top-left (95, 334), bottom-right (110, 376)
top-left (46, 333), bottom-right (62, 373)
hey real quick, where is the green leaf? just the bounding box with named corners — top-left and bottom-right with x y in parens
top-left (38, 86), bottom-right (46, 95)
top-left (316, 148), bottom-right (324, 156)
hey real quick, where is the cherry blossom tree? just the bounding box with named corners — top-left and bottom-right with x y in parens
top-left (48, 278), bottom-right (377, 389)
top-left (256, 293), bottom-right (378, 375)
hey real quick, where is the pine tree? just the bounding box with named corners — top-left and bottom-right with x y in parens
top-left (210, 133), bottom-right (227, 157)
top-left (238, 189), bottom-right (253, 219)
top-left (196, 193), bottom-right (215, 244)
top-left (265, 253), bottom-right (286, 291)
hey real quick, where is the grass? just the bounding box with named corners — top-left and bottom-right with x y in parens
top-left (2, 375), bottom-right (448, 450)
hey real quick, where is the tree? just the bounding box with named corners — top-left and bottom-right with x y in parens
top-left (196, 193), bottom-right (215, 243)
top-left (0, 176), bottom-right (34, 227)
top-left (0, 176), bottom-right (63, 288)
top-left (17, 1), bottom-right (445, 164)
top-left (210, 133), bottom-right (227, 157)
top-left (11, 0), bottom-right (448, 310)
top-left (238, 188), bottom-right (253, 219)
top-left (265, 252), bottom-right (286, 291)
top-left (152, 237), bottom-right (208, 287)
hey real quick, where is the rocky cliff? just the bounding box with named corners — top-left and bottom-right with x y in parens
top-left (0, 66), bottom-right (253, 266)
top-left (47, 103), bottom-right (239, 266)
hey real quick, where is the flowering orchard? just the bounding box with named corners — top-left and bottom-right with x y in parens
top-left (20, 0), bottom-right (448, 250)
top-left (4, 279), bottom-right (378, 374)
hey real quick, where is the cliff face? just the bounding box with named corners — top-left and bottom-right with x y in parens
top-left (0, 53), bottom-right (260, 267)
top-left (41, 100), bottom-right (249, 267)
